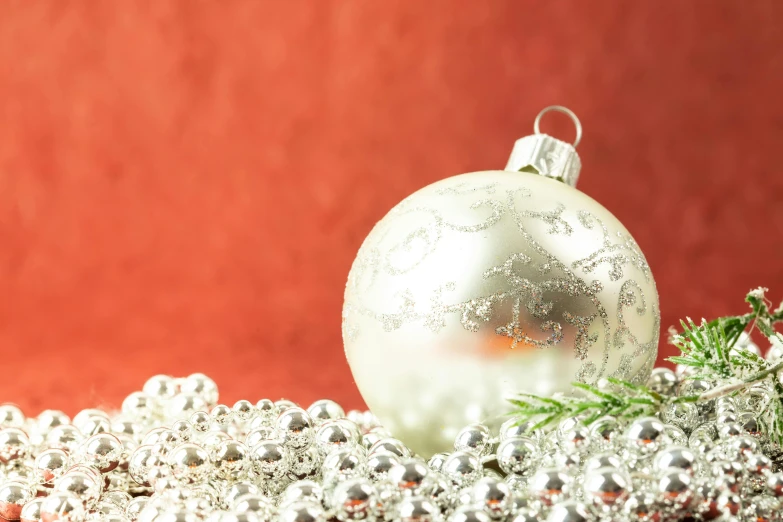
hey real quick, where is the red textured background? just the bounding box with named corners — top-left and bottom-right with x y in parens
top-left (1, 1), bottom-right (782, 416)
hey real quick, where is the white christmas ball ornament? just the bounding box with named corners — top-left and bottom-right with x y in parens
top-left (343, 106), bottom-right (659, 456)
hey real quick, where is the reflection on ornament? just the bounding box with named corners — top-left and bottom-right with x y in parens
top-left (343, 106), bottom-right (660, 456)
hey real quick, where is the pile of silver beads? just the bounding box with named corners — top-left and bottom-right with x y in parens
top-left (0, 340), bottom-right (782, 522)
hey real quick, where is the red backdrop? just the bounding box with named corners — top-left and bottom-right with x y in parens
top-left (1, 1), bottom-right (782, 416)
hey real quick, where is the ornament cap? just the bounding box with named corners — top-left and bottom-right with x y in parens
top-left (504, 105), bottom-right (582, 187)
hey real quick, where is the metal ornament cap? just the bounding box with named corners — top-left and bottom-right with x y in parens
top-left (505, 106), bottom-right (582, 187)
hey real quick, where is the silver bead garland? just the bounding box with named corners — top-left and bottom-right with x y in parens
top-left (2, 370), bottom-right (783, 522)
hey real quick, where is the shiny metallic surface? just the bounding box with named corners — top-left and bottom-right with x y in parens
top-left (528, 468), bottom-right (571, 506)
top-left (471, 477), bottom-right (511, 518)
top-left (276, 408), bottom-right (314, 452)
top-left (0, 481), bottom-right (33, 521)
top-left (40, 491), bottom-right (86, 522)
top-left (496, 437), bottom-right (536, 476)
top-left (544, 501), bottom-right (591, 522)
top-left (582, 467), bottom-right (630, 507)
top-left (453, 424), bottom-right (491, 456)
top-left (212, 440), bottom-right (249, 481)
top-left (167, 443), bottom-right (210, 483)
top-left (35, 448), bottom-right (70, 486)
top-left (332, 479), bottom-right (376, 520)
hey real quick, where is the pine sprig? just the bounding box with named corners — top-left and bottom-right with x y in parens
top-left (508, 288), bottom-right (783, 439)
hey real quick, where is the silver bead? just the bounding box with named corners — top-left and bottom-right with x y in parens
top-left (40, 491), bottom-right (87, 522)
top-left (498, 418), bottom-right (534, 441)
top-left (232, 400), bottom-right (255, 423)
top-left (211, 405), bottom-right (233, 426)
top-left (251, 440), bottom-right (291, 481)
top-left (212, 440), bottom-right (250, 481)
top-left (471, 477), bottom-right (511, 519)
top-left (189, 411), bottom-right (211, 433)
top-left (281, 480), bottom-right (324, 507)
top-left (170, 420), bottom-right (192, 443)
top-left (20, 497), bottom-right (45, 522)
top-left (35, 448), bottom-right (69, 486)
top-left (389, 459), bottom-right (430, 495)
top-left (453, 424), bottom-right (491, 457)
top-left (77, 433), bottom-right (123, 472)
top-left (448, 506), bottom-right (492, 522)
top-left (653, 446), bottom-right (697, 475)
top-left (315, 421), bottom-right (358, 455)
top-left (496, 437), bottom-right (536, 476)
top-left (277, 408), bottom-right (314, 452)
top-left (395, 496), bottom-right (441, 522)
top-left (142, 427), bottom-right (177, 447)
top-left (233, 494), bottom-right (275, 518)
top-left (201, 431), bottom-right (232, 452)
top-left (245, 427), bottom-right (277, 448)
top-left (728, 435), bottom-right (757, 457)
top-left (0, 404), bottom-right (25, 428)
top-left (128, 445), bottom-right (154, 486)
top-left (143, 375), bottom-right (178, 401)
top-left (73, 409), bottom-right (110, 433)
top-left (664, 424), bottom-right (687, 446)
top-left (322, 449), bottom-right (367, 485)
top-left (167, 443), bottom-right (210, 483)
top-left (47, 425), bottom-right (84, 453)
top-left (125, 496), bottom-right (149, 521)
top-left (35, 410), bottom-right (70, 436)
top-left (307, 400), bottom-right (345, 425)
top-left (360, 432), bottom-right (382, 451)
top-left (180, 373), bottom-right (219, 407)
top-left (427, 453), bottom-right (448, 473)
top-left (254, 400), bottom-right (276, 424)
top-left (582, 452), bottom-right (622, 473)
top-left (528, 468), bottom-right (571, 506)
top-left (0, 481), bottom-right (33, 521)
top-left (718, 422), bottom-right (745, 439)
top-left (646, 367), bottom-right (678, 395)
top-left (624, 417), bottom-right (665, 455)
top-left (166, 393), bottom-right (208, 420)
top-left (582, 467), bottom-right (630, 508)
top-left (369, 438), bottom-right (410, 459)
top-left (367, 452), bottom-right (401, 482)
top-left (623, 493), bottom-right (660, 522)
top-left (122, 392), bottom-right (155, 421)
top-left (661, 402), bottom-right (697, 431)
top-left (290, 445), bottom-right (322, 477)
top-left (223, 482), bottom-right (260, 509)
top-left (544, 501), bottom-right (591, 522)
top-left (557, 426), bottom-right (591, 454)
top-left (768, 472), bottom-right (783, 497)
top-left (587, 416), bottom-right (618, 445)
top-left (657, 468), bottom-right (693, 510)
top-left (332, 478), bottom-right (377, 520)
top-left (277, 501), bottom-right (326, 522)
top-left (442, 451), bottom-right (481, 487)
top-left (679, 380), bottom-right (714, 415)
top-left (745, 453), bottom-right (772, 477)
top-left (0, 428), bottom-right (30, 464)
top-left (55, 470), bottom-right (103, 508)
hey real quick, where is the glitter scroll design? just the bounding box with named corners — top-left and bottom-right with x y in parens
top-left (344, 177), bottom-right (659, 385)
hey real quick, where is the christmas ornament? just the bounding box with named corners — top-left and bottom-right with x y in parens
top-left (342, 106), bottom-right (660, 456)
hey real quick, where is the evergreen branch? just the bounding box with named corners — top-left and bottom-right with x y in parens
top-left (508, 288), bottom-right (783, 437)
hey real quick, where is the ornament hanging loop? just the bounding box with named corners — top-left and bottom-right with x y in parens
top-left (534, 105), bottom-right (582, 148)
top-left (504, 105), bottom-right (583, 187)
